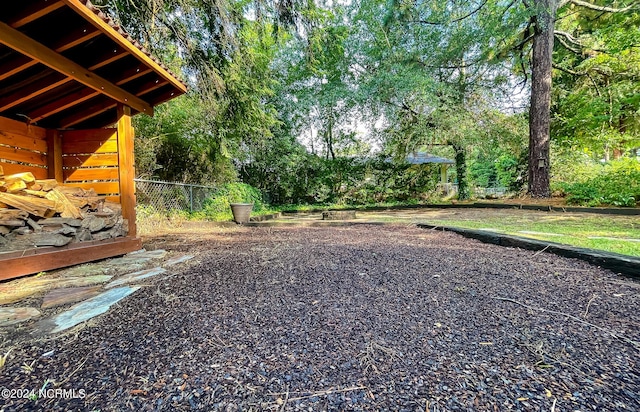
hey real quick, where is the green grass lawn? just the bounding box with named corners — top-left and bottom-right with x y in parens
top-left (428, 214), bottom-right (640, 257)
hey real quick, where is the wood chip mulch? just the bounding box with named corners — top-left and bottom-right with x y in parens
top-left (1, 225), bottom-right (639, 411)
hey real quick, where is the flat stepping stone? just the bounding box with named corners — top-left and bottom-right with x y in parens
top-left (41, 286), bottom-right (102, 310)
top-left (56, 275), bottom-right (113, 288)
top-left (518, 231), bottom-right (563, 237)
top-left (127, 249), bottom-right (168, 259)
top-left (48, 286), bottom-right (140, 334)
top-left (0, 307), bottom-right (41, 327)
top-left (0, 275), bottom-right (111, 306)
top-left (163, 255), bottom-right (194, 267)
top-left (106, 267), bottom-right (167, 288)
top-left (107, 256), bottom-right (155, 266)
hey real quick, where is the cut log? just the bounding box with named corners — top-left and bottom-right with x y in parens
top-left (0, 193), bottom-right (56, 218)
top-left (81, 216), bottom-right (106, 232)
top-left (34, 234), bottom-right (73, 247)
top-left (0, 209), bottom-right (28, 219)
top-left (91, 231), bottom-right (112, 241)
top-left (65, 197), bottom-right (88, 208)
top-left (56, 186), bottom-right (84, 196)
top-left (0, 226), bottom-right (9, 235)
top-left (4, 180), bottom-right (27, 193)
top-left (0, 219), bottom-right (26, 227)
top-left (54, 225), bottom-right (77, 236)
top-left (35, 179), bottom-right (58, 191)
top-left (0, 165), bottom-right (3, 177)
top-left (30, 183), bottom-right (42, 191)
top-left (45, 189), bottom-right (83, 219)
top-left (39, 218), bottom-right (83, 227)
top-left (4, 172), bottom-right (36, 184)
top-left (24, 189), bottom-right (49, 198)
top-left (13, 227), bottom-right (31, 235)
top-left (75, 229), bottom-right (92, 242)
top-left (25, 218), bottom-right (41, 231)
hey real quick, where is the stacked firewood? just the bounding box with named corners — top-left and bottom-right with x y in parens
top-left (0, 166), bottom-right (127, 251)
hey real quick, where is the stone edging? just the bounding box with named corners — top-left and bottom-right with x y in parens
top-left (249, 212), bottom-right (282, 222)
top-left (417, 224), bottom-right (640, 279)
top-left (281, 203), bottom-right (640, 216)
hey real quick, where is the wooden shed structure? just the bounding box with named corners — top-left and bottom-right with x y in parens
top-left (0, 0), bottom-right (186, 280)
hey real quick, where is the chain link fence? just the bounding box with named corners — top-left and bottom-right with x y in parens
top-left (134, 179), bottom-right (217, 212)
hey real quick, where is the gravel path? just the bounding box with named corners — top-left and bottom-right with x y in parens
top-left (1, 225), bottom-right (639, 411)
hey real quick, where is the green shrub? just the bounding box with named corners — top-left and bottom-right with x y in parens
top-left (558, 158), bottom-right (640, 207)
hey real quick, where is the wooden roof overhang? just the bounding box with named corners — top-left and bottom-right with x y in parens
top-left (0, 0), bottom-right (187, 130)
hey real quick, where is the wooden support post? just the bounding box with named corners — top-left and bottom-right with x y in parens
top-left (117, 104), bottom-right (136, 237)
top-left (46, 129), bottom-right (63, 182)
top-left (440, 165), bottom-right (447, 184)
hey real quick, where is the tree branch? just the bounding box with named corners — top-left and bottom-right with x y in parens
top-left (569, 0), bottom-right (639, 13)
top-left (554, 30), bottom-right (582, 46)
top-left (554, 32), bottom-right (582, 54)
top-left (552, 63), bottom-right (585, 76)
top-left (409, 58), bottom-right (483, 70)
top-left (405, 0), bottom-right (489, 25)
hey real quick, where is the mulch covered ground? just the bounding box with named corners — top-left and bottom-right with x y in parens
top-left (1, 224), bottom-right (639, 411)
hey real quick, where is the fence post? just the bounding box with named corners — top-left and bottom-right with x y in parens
top-left (189, 185), bottom-right (194, 213)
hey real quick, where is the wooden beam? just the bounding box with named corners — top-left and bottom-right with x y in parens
top-left (29, 88), bottom-right (99, 122)
top-left (0, 237), bottom-right (142, 281)
top-left (117, 104), bottom-right (137, 237)
top-left (139, 87), bottom-right (179, 107)
top-left (0, 73), bottom-right (72, 112)
top-left (133, 78), bottom-right (169, 96)
top-left (62, 0), bottom-right (187, 94)
top-left (0, 21), bottom-right (154, 116)
top-left (87, 48), bottom-right (129, 71)
top-left (0, 55), bottom-right (37, 82)
top-left (114, 66), bottom-right (153, 85)
top-left (52, 26), bottom-right (102, 53)
top-left (0, 28), bottom-right (100, 84)
top-left (58, 100), bottom-right (115, 128)
top-left (29, 67), bottom-right (153, 122)
top-left (8, 1), bottom-right (66, 28)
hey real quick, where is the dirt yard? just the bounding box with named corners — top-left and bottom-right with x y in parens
top-left (1, 224), bottom-right (639, 411)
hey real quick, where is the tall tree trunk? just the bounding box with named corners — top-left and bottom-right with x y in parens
top-left (451, 143), bottom-right (469, 200)
top-left (528, 0), bottom-right (557, 198)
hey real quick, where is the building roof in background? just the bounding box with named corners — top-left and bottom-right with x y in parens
top-left (405, 152), bottom-right (455, 165)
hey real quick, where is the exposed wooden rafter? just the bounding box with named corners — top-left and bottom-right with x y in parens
top-left (0, 55), bottom-right (35, 82)
top-left (0, 73), bottom-right (72, 112)
top-left (62, 0), bottom-right (187, 94)
top-left (29, 88), bottom-right (99, 122)
top-left (0, 21), bottom-right (154, 116)
top-left (52, 25), bottom-right (101, 52)
top-left (58, 100), bottom-right (116, 128)
top-left (7, 1), bottom-right (66, 28)
top-left (29, 66), bottom-right (153, 122)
